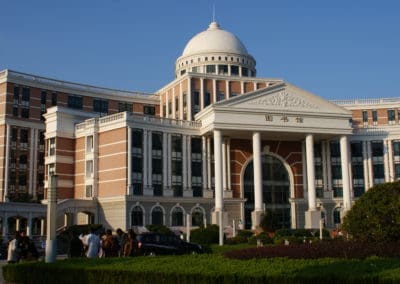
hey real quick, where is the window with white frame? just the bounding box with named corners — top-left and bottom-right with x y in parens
top-left (85, 185), bottom-right (93, 198)
top-left (86, 160), bottom-right (94, 178)
top-left (86, 135), bottom-right (94, 153)
top-left (48, 137), bottom-right (56, 156)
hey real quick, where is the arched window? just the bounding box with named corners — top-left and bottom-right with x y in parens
top-left (131, 206), bottom-right (143, 226)
top-left (191, 207), bottom-right (204, 227)
top-left (333, 207), bottom-right (341, 225)
top-left (151, 206), bottom-right (163, 225)
top-left (171, 207), bottom-right (183, 226)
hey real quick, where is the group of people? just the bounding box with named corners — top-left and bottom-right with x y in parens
top-left (7, 230), bottom-right (39, 263)
top-left (69, 228), bottom-right (137, 259)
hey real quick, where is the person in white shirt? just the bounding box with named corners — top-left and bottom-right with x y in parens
top-left (79, 228), bottom-right (100, 258)
top-left (7, 231), bottom-right (20, 263)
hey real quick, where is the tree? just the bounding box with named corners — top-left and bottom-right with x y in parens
top-left (342, 181), bottom-right (400, 242)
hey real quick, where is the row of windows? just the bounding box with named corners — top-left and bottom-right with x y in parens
top-left (131, 206), bottom-right (205, 227)
top-left (362, 109), bottom-right (400, 125)
top-left (178, 55), bottom-right (253, 67)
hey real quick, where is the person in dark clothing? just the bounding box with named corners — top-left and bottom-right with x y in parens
top-left (69, 232), bottom-right (84, 258)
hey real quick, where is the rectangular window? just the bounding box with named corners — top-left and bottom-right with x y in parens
top-left (51, 92), bottom-right (57, 106)
top-left (93, 98), bottom-right (108, 115)
top-left (118, 102), bottom-right (133, 112)
top-left (41, 91), bottom-right (47, 105)
top-left (372, 110), bottom-right (377, 123)
top-left (67, 95), bottom-right (83, 109)
top-left (218, 65), bottom-right (228, 75)
top-left (171, 134), bottom-right (182, 197)
top-left (231, 65), bottom-right (239, 76)
top-left (204, 92), bottom-right (211, 107)
top-left (85, 185), bottom-right (93, 198)
top-left (86, 160), bottom-right (94, 178)
top-left (371, 141), bottom-right (383, 157)
top-left (49, 137), bottom-right (56, 156)
top-left (86, 136), bottom-right (93, 153)
top-left (393, 141), bottom-right (400, 156)
top-left (351, 142), bottom-right (363, 157)
top-left (175, 97), bottom-right (179, 112)
top-left (13, 86), bottom-right (19, 105)
top-left (388, 109), bottom-right (395, 124)
top-left (21, 87), bottom-right (30, 106)
top-left (242, 67), bottom-right (249, 77)
top-left (20, 129), bottom-right (29, 144)
top-left (168, 102), bottom-right (172, 115)
top-left (395, 164), bottom-right (400, 179)
top-left (206, 65), bottom-right (216, 74)
top-left (21, 108), bottom-right (29, 118)
top-left (143, 105), bottom-right (155, 116)
top-left (132, 129), bottom-right (143, 195)
top-left (362, 110), bottom-right (368, 123)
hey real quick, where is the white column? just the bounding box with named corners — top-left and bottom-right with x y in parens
top-left (3, 124), bottom-right (10, 202)
top-left (200, 78), bottom-right (204, 110)
top-left (367, 141), bottom-right (374, 188)
top-left (322, 141), bottom-right (328, 191)
top-left (222, 138), bottom-right (227, 191)
top-left (187, 135), bottom-right (192, 190)
top-left (26, 213), bottom-right (32, 236)
top-left (340, 136), bottom-right (352, 211)
top-left (253, 82), bottom-right (257, 90)
top-left (179, 82), bottom-right (184, 120)
top-left (32, 129), bottom-right (38, 199)
top-left (225, 80), bottom-right (230, 99)
top-left (187, 77), bottom-right (192, 121)
top-left (143, 130), bottom-right (148, 190)
top-left (127, 128), bottom-right (132, 195)
top-left (182, 135), bottom-right (188, 190)
top-left (388, 140), bottom-right (394, 181)
top-left (40, 218), bottom-right (45, 236)
top-left (212, 79), bottom-right (217, 103)
top-left (148, 131), bottom-right (153, 190)
top-left (252, 132), bottom-right (263, 211)
top-left (165, 94), bottom-right (169, 119)
top-left (240, 81), bottom-right (244, 94)
top-left (16, 218), bottom-right (20, 231)
top-left (202, 136), bottom-right (207, 191)
top-left (172, 88), bottom-right (176, 119)
top-left (167, 133), bottom-right (172, 188)
top-left (207, 137), bottom-right (212, 189)
top-left (383, 139), bottom-right (390, 182)
top-left (305, 134), bottom-right (316, 210)
top-left (28, 129), bottom-right (35, 195)
top-left (326, 141), bottom-right (332, 191)
top-left (362, 141), bottom-right (370, 191)
top-left (213, 130), bottom-right (223, 211)
top-left (227, 138), bottom-right (231, 190)
top-left (163, 132), bottom-right (168, 189)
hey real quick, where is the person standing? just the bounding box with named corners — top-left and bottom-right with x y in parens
top-left (102, 229), bottom-right (118, 257)
top-left (69, 231), bottom-right (84, 258)
top-left (7, 231), bottom-right (20, 264)
top-left (122, 229), bottom-right (137, 257)
top-left (115, 228), bottom-right (127, 257)
top-left (79, 228), bottom-right (100, 258)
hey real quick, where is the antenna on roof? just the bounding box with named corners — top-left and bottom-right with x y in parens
top-left (212, 2), bottom-right (216, 22)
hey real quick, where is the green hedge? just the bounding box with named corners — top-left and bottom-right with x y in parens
top-left (4, 255), bottom-right (400, 284)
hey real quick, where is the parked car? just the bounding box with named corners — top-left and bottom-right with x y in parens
top-left (136, 232), bottom-right (203, 256)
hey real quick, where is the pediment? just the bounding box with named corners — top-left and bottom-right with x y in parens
top-left (216, 82), bottom-right (350, 115)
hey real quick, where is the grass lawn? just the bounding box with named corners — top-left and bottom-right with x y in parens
top-left (3, 248), bottom-right (400, 283)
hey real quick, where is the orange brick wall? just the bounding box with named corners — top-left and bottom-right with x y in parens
top-left (97, 128), bottom-right (127, 197)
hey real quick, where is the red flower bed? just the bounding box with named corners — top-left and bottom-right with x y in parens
top-left (223, 240), bottom-right (400, 259)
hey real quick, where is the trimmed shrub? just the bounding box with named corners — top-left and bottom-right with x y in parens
top-left (274, 229), bottom-right (292, 239)
top-left (224, 240), bottom-right (400, 260)
top-left (248, 232), bottom-right (273, 245)
top-left (190, 224), bottom-right (220, 245)
top-left (342, 181), bottom-right (400, 242)
top-left (225, 230), bottom-right (254, 245)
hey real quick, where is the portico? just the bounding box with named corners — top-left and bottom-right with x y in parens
top-left (196, 82), bottom-right (353, 229)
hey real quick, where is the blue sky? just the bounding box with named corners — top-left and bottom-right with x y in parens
top-left (1, 0), bottom-right (399, 100)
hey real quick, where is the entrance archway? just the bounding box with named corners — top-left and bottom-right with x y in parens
top-left (243, 154), bottom-right (291, 229)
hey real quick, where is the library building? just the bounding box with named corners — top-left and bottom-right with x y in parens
top-left (0, 21), bottom-right (399, 239)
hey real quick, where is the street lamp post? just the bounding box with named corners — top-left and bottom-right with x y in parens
top-left (45, 174), bottom-right (57, 263)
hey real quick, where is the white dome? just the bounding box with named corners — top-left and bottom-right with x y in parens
top-left (181, 22), bottom-right (248, 57)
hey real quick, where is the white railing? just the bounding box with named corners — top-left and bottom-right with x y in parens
top-left (332, 97), bottom-right (400, 105)
top-left (127, 113), bottom-right (202, 128)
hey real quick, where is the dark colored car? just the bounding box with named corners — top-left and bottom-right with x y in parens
top-left (136, 232), bottom-right (203, 256)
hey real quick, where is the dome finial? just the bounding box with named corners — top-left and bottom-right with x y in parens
top-left (212, 2), bottom-right (216, 22)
